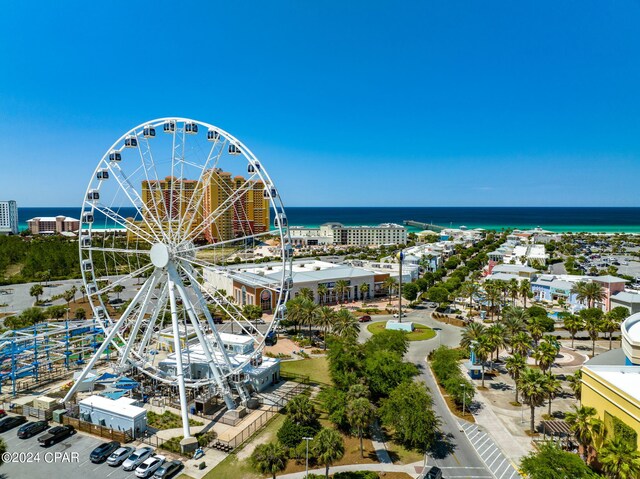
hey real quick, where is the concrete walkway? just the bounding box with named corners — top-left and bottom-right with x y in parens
top-left (369, 421), bottom-right (392, 464)
top-left (277, 462), bottom-right (421, 478)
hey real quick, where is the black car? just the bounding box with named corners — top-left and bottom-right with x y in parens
top-left (153, 460), bottom-right (183, 478)
top-left (17, 420), bottom-right (49, 439)
top-left (423, 466), bottom-right (443, 479)
top-left (90, 441), bottom-right (121, 463)
top-left (38, 425), bottom-right (75, 447)
top-left (0, 415), bottom-right (27, 432)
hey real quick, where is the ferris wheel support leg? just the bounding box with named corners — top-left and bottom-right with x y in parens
top-left (61, 277), bottom-right (152, 404)
top-left (170, 266), bottom-right (236, 411)
top-left (167, 273), bottom-right (193, 439)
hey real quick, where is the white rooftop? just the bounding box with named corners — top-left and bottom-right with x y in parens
top-left (583, 365), bottom-right (640, 400)
top-left (79, 394), bottom-right (146, 418)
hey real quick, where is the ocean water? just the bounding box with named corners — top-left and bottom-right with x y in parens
top-left (16, 206), bottom-right (640, 233)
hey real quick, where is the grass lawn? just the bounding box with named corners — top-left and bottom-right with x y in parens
top-left (385, 439), bottom-right (424, 465)
top-left (148, 410), bottom-right (203, 430)
top-left (280, 356), bottom-right (332, 385)
top-left (367, 321), bottom-right (436, 341)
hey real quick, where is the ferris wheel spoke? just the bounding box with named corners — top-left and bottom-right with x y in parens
top-left (174, 138), bottom-right (225, 245)
top-left (187, 230), bottom-right (273, 254)
top-left (135, 280), bottom-right (168, 358)
top-left (105, 162), bottom-right (167, 244)
top-left (89, 203), bottom-right (157, 245)
top-left (180, 171), bottom-right (260, 245)
top-left (85, 246), bottom-right (150, 256)
top-left (90, 263), bottom-right (155, 298)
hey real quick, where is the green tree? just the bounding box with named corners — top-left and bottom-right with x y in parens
top-left (402, 282), bottom-right (419, 302)
top-left (520, 441), bottom-right (598, 479)
top-left (484, 284), bottom-right (502, 321)
top-left (580, 308), bottom-right (605, 357)
top-left (365, 329), bottom-right (408, 357)
top-left (74, 307), bottom-right (87, 320)
top-left (383, 277), bottom-right (397, 299)
top-left (565, 405), bottom-right (603, 461)
top-left (315, 306), bottom-right (335, 349)
top-left (380, 381), bottom-right (440, 451)
top-left (427, 286), bottom-right (449, 308)
top-left (298, 287), bottom-right (314, 302)
top-left (534, 336), bottom-right (560, 375)
top-left (347, 397), bottom-right (375, 457)
top-left (486, 323), bottom-right (508, 361)
top-left (286, 296), bottom-right (308, 334)
top-left (317, 283), bottom-right (328, 305)
top-left (365, 349), bottom-right (419, 399)
top-left (62, 287), bottom-right (76, 308)
top-left (112, 284), bottom-right (124, 301)
top-left (511, 331), bottom-right (532, 357)
top-left (519, 279), bottom-right (531, 308)
top-left (602, 307), bottom-right (629, 350)
top-left (312, 427), bottom-right (345, 479)
top-left (563, 314), bottom-right (584, 349)
top-left (360, 283), bottom-right (370, 302)
top-left (505, 353), bottom-right (527, 404)
top-left (599, 436), bottom-right (640, 479)
top-left (567, 370), bottom-right (582, 402)
top-left (518, 367), bottom-right (547, 433)
top-left (286, 394), bottom-right (319, 426)
top-left (334, 279), bottom-right (350, 303)
top-left (460, 322), bottom-right (486, 350)
top-left (250, 441), bottom-right (288, 479)
top-left (332, 309), bottom-right (360, 343)
top-left (541, 374), bottom-right (562, 417)
top-left (46, 305), bottom-right (66, 320)
top-left (474, 335), bottom-right (493, 388)
top-left (30, 284), bottom-right (44, 304)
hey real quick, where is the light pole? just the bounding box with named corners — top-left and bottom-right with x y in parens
top-left (460, 383), bottom-right (467, 418)
top-left (398, 250), bottom-right (403, 323)
top-left (303, 436), bottom-right (313, 478)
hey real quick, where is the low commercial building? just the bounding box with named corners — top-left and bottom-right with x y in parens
top-left (489, 264), bottom-right (538, 278)
top-left (27, 216), bottom-right (79, 235)
top-left (0, 200), bottom-right (18, 235)
top-left (611, 291), bottom-right (640, 315)
top-left (79, 395), bottom-right (147, 438)
top-left (288, 222), bottom-right (407, 247)
top-left (204, 259), bottom-right (391, 308)
top-left (581, 312), bottom-right (640, 449)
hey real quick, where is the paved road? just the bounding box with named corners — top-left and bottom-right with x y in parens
top-left (359, 306), bottom-right (512, 479)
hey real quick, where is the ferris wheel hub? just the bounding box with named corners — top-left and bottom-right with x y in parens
top-left (150, 243), bottom-right (170, 268)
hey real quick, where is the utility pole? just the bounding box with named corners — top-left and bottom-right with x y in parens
top-left (303, 436), bottom-right (313, 478)
top-left (398, 249), bottom-right (403, 323)
top-left (461, 383), bottom-right (467, 417)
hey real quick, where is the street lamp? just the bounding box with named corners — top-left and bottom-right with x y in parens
top-left (303, 436), bottom-right (313, 478)
top-left (460, 383), bottom-right (467, 418)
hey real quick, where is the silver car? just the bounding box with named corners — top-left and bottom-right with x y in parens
top-left (122, 447), bottom-right (154, 471)
top-left (107, 446), bottom-right (134, 466)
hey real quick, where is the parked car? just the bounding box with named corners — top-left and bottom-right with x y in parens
top-left (38, 425), bottom-right (75, 446)
top-left (90, 441), bottom-right (121, 463)
top-left (17, 420), bottom-right (49, 439)
top-left (153, 459), bottom-right (183, 478)
top-left (0, 409), bottom-right (6, 418)
top-left (358, 315), bottom-right (372, 322)
top-left (136, 455), bottom-right (166, 478)
top-left (123, 447), bottom-right (154, 471)
top-left (422, 466), bottom-right (443, 479)
top-left (393, 312), bottom-right (407, 319)
top-left (0, 415), bottom-right (27, 432)
top-left (107, 446), bottom-right (134, 466)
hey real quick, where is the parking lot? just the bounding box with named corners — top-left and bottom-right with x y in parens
top-left (0, 424), bottom-right (167, 479)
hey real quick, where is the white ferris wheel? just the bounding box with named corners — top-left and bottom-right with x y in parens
top-left (63, 117), bottom-right (292, 439)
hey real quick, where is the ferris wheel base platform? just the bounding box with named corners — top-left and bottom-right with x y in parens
top-left (220, 406), bottom-right (248, 426)
top-left (180, 436), bottom-right (199, 454)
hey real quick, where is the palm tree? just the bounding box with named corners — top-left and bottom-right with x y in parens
top-left (571, 281), bottom-right (590, 308)
top-left (334, 280), bottom-right (350, 304)
top-left (533, 336), bottom-right (559, 375)
top-left (112, 284), bottom-right (124, 301)
top-left (601, 312), bottom-right (622, 351)
top-left (519, 279), bottom-right (531, 308)
top-left (317, 284), bottom-right (328, 305)
top-left (518, 367), bottom-right (547, 434)
top-left (484, 284), bottom-right (502, 321)
top-left (580, 308), bottom-right (604, 357)
top-left (347, 397), bottom-right (375, 458)
top-left (315, 306), bottom-right (335, 349)
top-left (474, 335), bottom-right (493, 388)
top-left (566, 405), bottom-right (603, 461)
top-left (528, 316), bottom-right (546, 346)
top-left (312, 427), bottom-right (345, 479)
top-left (459, 282), bottom-right (478, 313)
top-left (302, 299), bottom-right (318, 338)
top-left (30, 284), bottom-right (44, 304)
top-left (286, 394), bottom-right (318, 426)
top-left (599, 437), bottom-right (640, 479)
top-left (460, 322), bottom-right (486, 350)
top-left (333, 309), bottom-right (360, 342)
top-left (563, 314), bottom-right (584, 349)
top-left (511, 331), bottom-right (532, 357)
top-left (505, 353), bottom-right (526, 403)
top-left (541, 373), bottom-right (562, 417)
top-left (486, 324), bottom-right (508, 361)
top-left (286, 297), bottom-right (307, 334)
top-left (567, 370), bottom-right (582, 402)
top-left (383, 277), bottom-right (397, 300)
top-left (250, 442), bottom-right (288, 479)
top-left (80, 285), bottom-right (86, 302)
top-left (583, 281), bottom-right (606, 309)
top-left (298, 287), bottom-right (314, 302)
top-left (360, 283), bottom-right (370, 303)
top-left (507, 279), bottom-right (519, 306)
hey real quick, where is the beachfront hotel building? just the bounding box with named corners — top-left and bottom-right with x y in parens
top-left (135, 171), bottom-right (269, 243)
top-left (27, 215), bottom-right (80, 235)
top-left (581, 312), bottom-right (640, 449)
top-left (0, 200), bottom-right (18, 235)
top-left (203, 259), bottom-right (393, 311)
top-left (289, 222), bottom-right (407, 247)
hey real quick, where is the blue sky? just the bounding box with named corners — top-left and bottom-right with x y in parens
top-left (1, 1), bottom-right (639, 207)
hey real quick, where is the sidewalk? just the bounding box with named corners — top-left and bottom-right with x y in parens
top-left (277, 462), bottom-right (420, 478)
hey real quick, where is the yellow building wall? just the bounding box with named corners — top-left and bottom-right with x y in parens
top-left (582, 367), bottom-right (640, 450)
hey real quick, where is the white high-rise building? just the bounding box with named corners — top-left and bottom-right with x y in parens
top-left (0, 201), bottom-right (18, 235)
